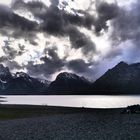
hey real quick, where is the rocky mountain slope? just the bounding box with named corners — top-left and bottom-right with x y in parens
top-left (46, 72), bottom-right (91, 95)
top-left (1, 61), bottom-right (140, 95)
top-left (92, 61), bottom-right (140, 94)
top-left (0, 65), bottom-right (48, 94)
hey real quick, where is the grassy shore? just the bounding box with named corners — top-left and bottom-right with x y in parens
top-left (0, 104), bottom-right (117, 120)
top-left (0, 105), bottom-right (139, 140)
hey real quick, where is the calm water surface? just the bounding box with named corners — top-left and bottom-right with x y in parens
top-left (2, 95), bottom-right (140, 108)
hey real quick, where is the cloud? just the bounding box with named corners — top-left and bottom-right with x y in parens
top-left (0, 4), bottom-right (37, 31)
top-left (10, 0), bottom-right (99, 75)
top-left (111, 1), bottom-right (140, 45)
top-left (67, 59), bottom-right (92, 73)
top-left (0, 55), bottom-right (22, 70)
top-left (101, 0), bottom-right (140, 65)
top-left (0, 56), bottom-right (8, 63)
top-left (26, 45), bottom-right (95, 79)
top-left (11, 0), bottom-right (119, 35)
top-left (11, 0), bottom-right (98, 57)
top-left (26, 46), bottom-right (66, 78)
top-left (67, 27), bottom-right (97, 56)
top-left (0, 0), bottom-right (133, 80)
top-left (1, 40), bottom-right (26, 61)
top-left (12, 0), bottom-right (48, 20)
top-left (0, 40), bottom-right (26, 71)
top-left (39, 0), bottom-right (119, 35)
top-left (87, 0), bottom-right (140, 80)
top-left (0, 4), bottom-right (38, 45)
top-left (95, 1), bottom-right (119, 33)
top-left (105, 47), bottom-right (122, 59)
top-left (5, 60), bottom-right (22, 70)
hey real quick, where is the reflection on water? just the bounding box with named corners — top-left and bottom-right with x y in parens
top-left (0, 96), bottom-right (7, 103)
top-left (2, 95), bottom-right (140, 108)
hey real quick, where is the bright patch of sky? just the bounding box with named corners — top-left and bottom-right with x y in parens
top-left (0, 0), bottom-right (11, 6)
top-left (0, 0), bottom-right (137, 80)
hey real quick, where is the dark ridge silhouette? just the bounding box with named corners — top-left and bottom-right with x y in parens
top-left (0, 65), bottom-right (49, 95)
top-left (0, 61), bottom-right (140, 95)
top-left (46, 72), bottom-right (91, 95)
top-left (92, 61), bottom-right (140, 94)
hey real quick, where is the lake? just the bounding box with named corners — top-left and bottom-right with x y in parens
top-left (2, 95), bottom-right (140, 108)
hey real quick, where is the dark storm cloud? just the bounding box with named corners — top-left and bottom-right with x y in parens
top-left (38, 1), bottom-right (119, 35)
top-left (11, 0), bottom-right (96, 55)
top-left (0, 5), bottom-right (37, 31)
top-left (12, 0), bottom-right (46, 10)
top-left (0, 55), bottom-right (22, 70)
top-left (1, 40), bottom-right (26, 61)
top-left (18, 44), bottom-right (25, 52)
top-left (12, 0), bottom-right (119, 35)
top-left (1, 0), bottom-right (125, 79)
top-left (67, 59), bottom-right (92, 73)
top-left (2, 40), bottom-right (18, 60)
top-left (0, 41), bottom-right (26, 66)
top-left (40, 5), bottom-right (65, 36)
top-left (68, 27), bottom-right (96, 55)
top-left (0, 4), bottom-right (38, 45)
top-left (0, 56), bottom-right (8, 63)
top-left (10, 0), bottom-right (120, 56)
top-left (0, 56), bottom-right (22, 70)
top-left (99, 0), bottom-right (140, 65)
top-left (5, 61), bottom-right (22, 70)
top-left (11, 0), bottom-right (98, 57)
top-left (26, 47), bottom-right (66, 78)
top-left (12, 0), bottom-right (48, 20)
top-left (111, 1), bottom-right (140, 46)
top-left (12, 0), bottom-right (94, 30)
top-left (26, 46), bottom-right (94, 79)
top-left (97, 2), bottom-right (119, 19)
top-left (11, 0), bottom-right (121, 79)
top-left (95, 1), bottom-right (119, 33)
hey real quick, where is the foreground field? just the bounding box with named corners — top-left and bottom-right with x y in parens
top-left (0, 105), bottom-right (88, 120)
top-left (0, 105), bottom-right (139, 140)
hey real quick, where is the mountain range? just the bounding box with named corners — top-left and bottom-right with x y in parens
top-left (0, 61), bottom-right (140, 95)
top-left (92, 61), bottom-right (140, 94)
top-left (0, 64), bottom-right (48, 95)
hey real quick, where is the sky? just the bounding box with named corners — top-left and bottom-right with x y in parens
top-left (0, 0), bottom-right (139, 81)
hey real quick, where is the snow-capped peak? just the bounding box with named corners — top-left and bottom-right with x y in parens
top-left (16, 72), bottom-right (29, 78)
top-left (15, 72), bottom-right (33, 82)
top-left (56, 72), bottom-right (79, 80)
top-left (0, 78), bottom-right (7, 84)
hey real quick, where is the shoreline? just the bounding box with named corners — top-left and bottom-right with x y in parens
top-left (0, 104), bottom-right (123, 120)
top-left (0, 104), bottom-right (139, 139)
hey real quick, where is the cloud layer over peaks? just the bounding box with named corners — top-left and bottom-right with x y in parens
top-left (0, 0), bottom-right (139, 80)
